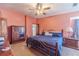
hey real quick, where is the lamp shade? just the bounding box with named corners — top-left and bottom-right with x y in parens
top-left (65, 27), bottom-right (73, 32)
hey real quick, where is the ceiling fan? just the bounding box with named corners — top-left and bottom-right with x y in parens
top-left (28, 3), bottom-right (51, 15)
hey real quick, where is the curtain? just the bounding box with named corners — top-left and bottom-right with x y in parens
top-left (73, 19), bottom-right (79, 39)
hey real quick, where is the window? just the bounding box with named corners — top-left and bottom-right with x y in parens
top-left (73, 19), bottom-right (79, 39)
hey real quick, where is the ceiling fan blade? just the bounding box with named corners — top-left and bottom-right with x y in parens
top-left (35, 13), bottom-right (37, 15)
top-left (43, 13), bottom-right (46, 15)
top-left (44, 7), bottom-right (50, 10)
top-left (29, 9), bottom-right (33, 10)
top-left (37, 3), bottom-right (40, 7)
top-left (36, 3), bottom-right (42, 10)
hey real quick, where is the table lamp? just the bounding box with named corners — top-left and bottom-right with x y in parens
top-left (65, 27), bottom-right (73, 37)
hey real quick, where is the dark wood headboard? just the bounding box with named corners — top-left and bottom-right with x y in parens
top-left (42, 29), bottom-right (64, 36)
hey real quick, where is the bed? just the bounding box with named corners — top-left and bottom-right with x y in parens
top-left (26, 30), bottom-right (63, 56)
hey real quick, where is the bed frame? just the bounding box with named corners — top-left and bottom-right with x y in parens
top-left (26, 30), bottom-right (63, 56)
top-left (27, 39), bottom-right (58, 56)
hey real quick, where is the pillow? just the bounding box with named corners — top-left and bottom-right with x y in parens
top-left (52, 32), bottom-right (62, 37)
top-left (44, 31), bottom-right (52, 36)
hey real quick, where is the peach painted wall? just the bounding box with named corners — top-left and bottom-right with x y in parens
top-left (0, 7), bottom-right (25, 26)
top-left (0, 7), bottom-right (25, 48)
top-left (37, 11), bottom-right (79, 36)
top-left (25, 16), bottom-right (37, 37)
top-left (0, 7), bottom-right (37, 47)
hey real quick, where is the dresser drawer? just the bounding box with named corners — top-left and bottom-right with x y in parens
top-left (64, 38), bottom-right (78, 49)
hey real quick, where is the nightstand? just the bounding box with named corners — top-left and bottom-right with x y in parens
top-left (0, 49), bottom-right (13, 56)
top-left (0, 47), bottom-right (14, 56)
top-left (64, 37), bottom-right (79, 49)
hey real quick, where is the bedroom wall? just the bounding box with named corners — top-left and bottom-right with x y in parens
top-left (0, 7), bottom-right (25, 48)
top-left (0, 7), bottom-right (37, 47)
top-left (25, 16), bottom-right (37, 37)
top-left (0, 7), bottom-right (25, 26)
top-left (37, 11), bottom-right (79, 37)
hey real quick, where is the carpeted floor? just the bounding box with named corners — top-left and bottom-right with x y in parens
top-left (11, 41), bottom-right (44, 56)
top-left (11, 41), bottom-right (79, 56)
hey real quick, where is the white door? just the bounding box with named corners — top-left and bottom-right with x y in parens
top-left (32, 24), bottom-right (37, 36)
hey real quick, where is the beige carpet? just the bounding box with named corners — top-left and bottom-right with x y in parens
top-left (11, 41), bottom-right (79, 56)
top-left (11, 41), bottom-right (44, 56)
top-left (62, 47), bottom-right (79, 56)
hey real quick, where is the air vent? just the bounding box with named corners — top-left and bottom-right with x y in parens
top-left (73, 3), bottom-right (78, 7)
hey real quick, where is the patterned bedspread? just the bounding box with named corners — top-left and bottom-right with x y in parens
top-left (27, 35), bottom-right (63, 56)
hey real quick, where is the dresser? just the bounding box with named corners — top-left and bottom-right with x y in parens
top-left (8, 26), bottom-right (25, 44)
top-left (64, 37), bottom-right (79, 49)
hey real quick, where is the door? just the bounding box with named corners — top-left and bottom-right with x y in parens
top-left (32, 24), bottom-right (39, 36)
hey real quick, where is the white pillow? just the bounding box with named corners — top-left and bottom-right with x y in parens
top-left (44, 32), bottom-right (52, 36)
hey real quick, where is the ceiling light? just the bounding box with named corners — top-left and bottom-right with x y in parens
top-left (28, 3), bottom-right (51, 16)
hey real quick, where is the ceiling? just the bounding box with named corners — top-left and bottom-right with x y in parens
top-left (0, 3), bottom-right (79, 18)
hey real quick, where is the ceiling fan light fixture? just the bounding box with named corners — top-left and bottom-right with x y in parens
top-left (36, 9), bottom-right (43, 15)
top-left (30, 3), bottom-right (51, 16)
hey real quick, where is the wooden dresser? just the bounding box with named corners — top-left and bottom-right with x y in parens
top-left (64, 37), bottom-right (79, 49)
top-left (8, 26), bottom-right (25, 44)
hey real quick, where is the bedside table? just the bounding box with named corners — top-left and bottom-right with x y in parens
top-left (64, 37), bottom-right (79, 49)
top-left (0, 49), bottom-right (13, 56)
top-left (0, 47), bottom-right (14, 56)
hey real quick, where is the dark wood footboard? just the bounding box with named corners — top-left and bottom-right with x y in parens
top-left (26, 38), bottom-right (58, 56)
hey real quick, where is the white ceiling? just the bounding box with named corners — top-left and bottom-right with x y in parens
top-left (0, 3), bottom-right (79, 18)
